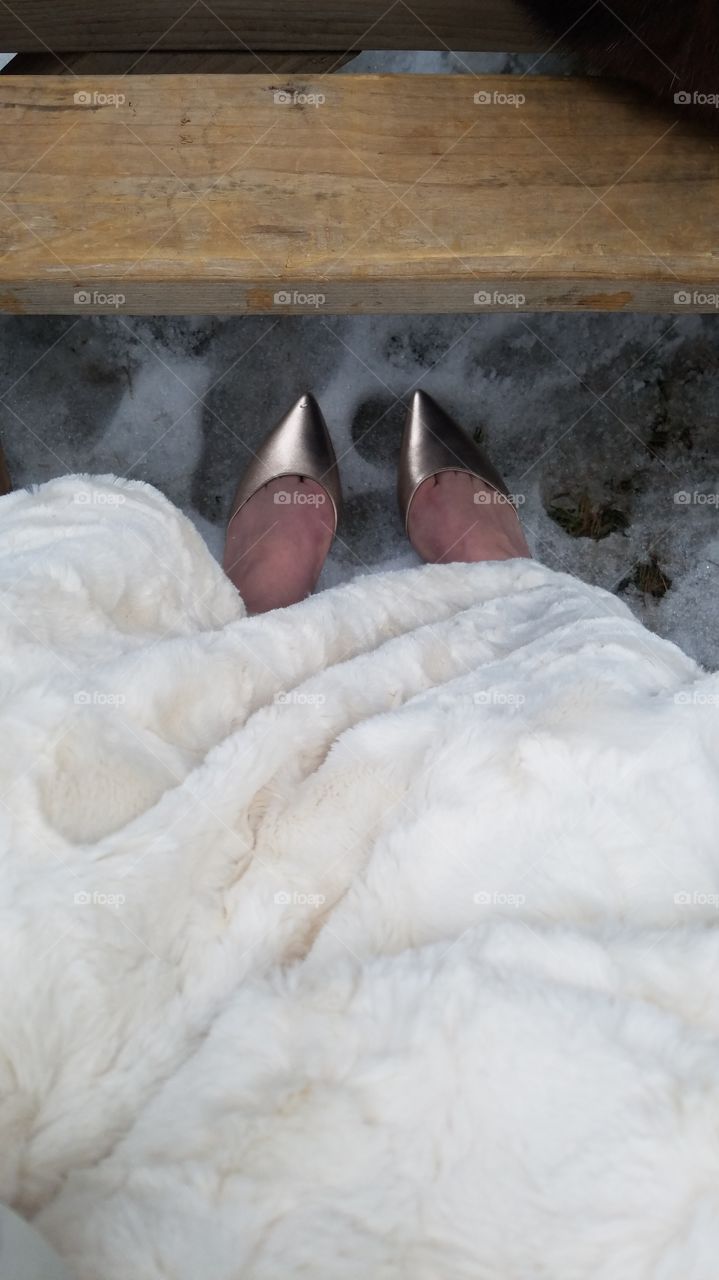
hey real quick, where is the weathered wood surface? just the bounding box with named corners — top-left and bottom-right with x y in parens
top-left (0, 74), bottom-right (717, 314)
top-left (0, 0), bottom-right (539, 53)
top-left (2, 51), bottom-right (354, 76)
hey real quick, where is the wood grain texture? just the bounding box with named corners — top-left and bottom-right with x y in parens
top-left (2, 51), bottom-right (354, 76)
top-left (0, 0), bottom-right (539, 53)
top-left (0, 73), bottom-right (718, 314)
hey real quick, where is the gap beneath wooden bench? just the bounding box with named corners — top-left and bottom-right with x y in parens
top-left (1, 73), bottom-right (718, 314)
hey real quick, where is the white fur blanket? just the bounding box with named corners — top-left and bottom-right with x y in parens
top-left (2, 476), bottom-right (719, 1279)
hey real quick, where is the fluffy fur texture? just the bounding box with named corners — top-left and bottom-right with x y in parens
top-left (2, 477), bottom-right (719, 1278)
top-left (521, 0), bottom-right (719, 124)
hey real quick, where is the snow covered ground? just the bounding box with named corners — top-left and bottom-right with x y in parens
top-left (1, 52), bottom-right (718, 667)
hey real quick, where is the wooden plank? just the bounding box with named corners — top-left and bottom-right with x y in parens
top-left (2, 51), bottom-right (354, 75)
top-left (0, 0), bottom-right (539, 53)
top-left (1, 73), bottom-right (718, 314)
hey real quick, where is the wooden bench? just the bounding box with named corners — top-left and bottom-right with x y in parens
top-left (0, 1), bottom-right (718, 314)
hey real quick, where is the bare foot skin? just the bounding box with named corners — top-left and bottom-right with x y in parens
top-left (407, 471), bottom-right (531, 564)
top-left (223, 475), bottom-right (335, 614)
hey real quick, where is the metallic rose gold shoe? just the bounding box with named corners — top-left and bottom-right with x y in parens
top-left (227, 392), bottom-right (342, 532)
top-left (397, 390), bottom-right (516, 534)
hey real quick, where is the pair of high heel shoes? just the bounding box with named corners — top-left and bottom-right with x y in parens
top-left (226, 390), bottom-right (522, 591)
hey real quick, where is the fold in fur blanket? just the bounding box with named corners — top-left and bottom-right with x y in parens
top-left (2, 477), bottom-right (719, 1279)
